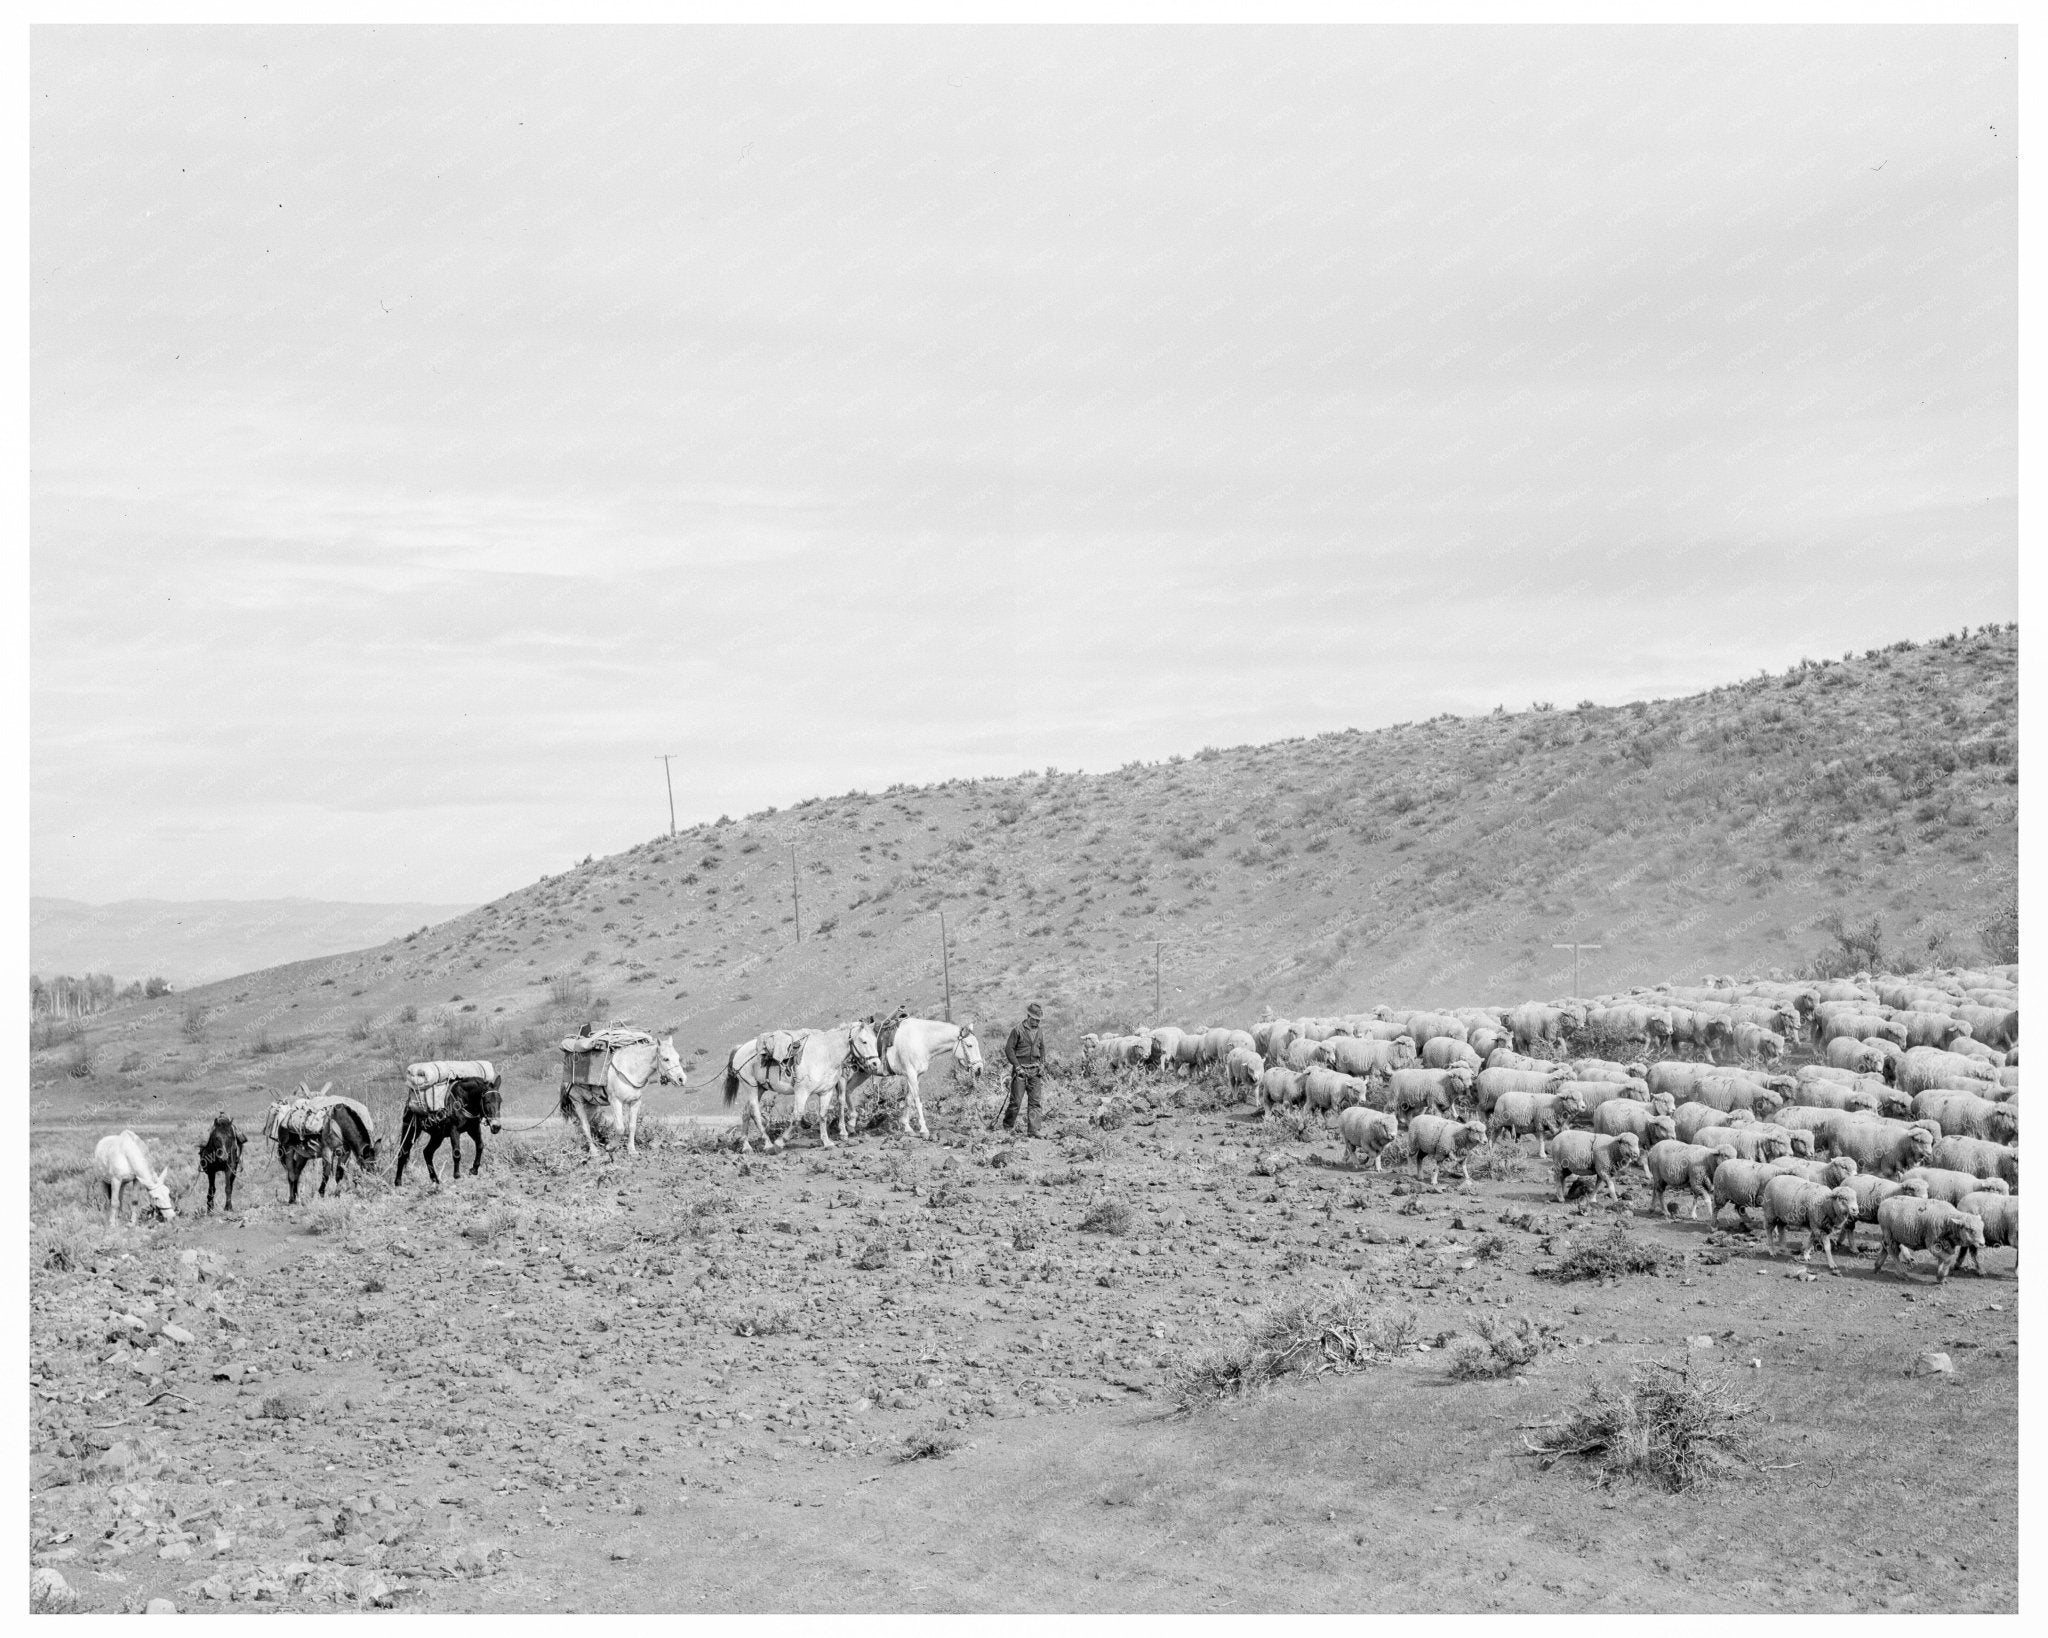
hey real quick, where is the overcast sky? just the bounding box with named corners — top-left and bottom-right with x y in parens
top-left (32, 27), bottom-right (2015, 904)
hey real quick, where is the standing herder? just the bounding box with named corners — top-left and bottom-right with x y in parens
top-left (1002, 1003), bottom-right (1047, 1137)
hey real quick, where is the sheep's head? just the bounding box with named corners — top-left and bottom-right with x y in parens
top-left (1758, 1133), bottom-right (1791, 1162)
top-left (1902, 1127), bottom-right (1937, 1166)
top-left (1785, 1129), bottom-right (1814, 1158)
top-left (1821, 1186), bottom-right (1859, 1231)
top-left (1947, 1211), bottom-right (1987, 1252)
top-left (1609, 1133), bottom-right (1641, 1163)
top-left (1823, 1156), bottom-right (1859, 1186)
top-left (1650, 1092), bottom-right (1676, 1116)
top-left (1456, 1122), bottom-right (1487, 1153)
top-left (1644, 1117), bottom-right (1676, 1147)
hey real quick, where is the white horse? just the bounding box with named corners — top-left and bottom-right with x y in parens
top-left (559, 1034), bottom-right (685, 1158)
top-left (93, 1131), bottom-right (177, 1229)
top-left (722, 1021), bottom-right (883, 1152)
top-left (831, 1017), bottom-right (984, 1140)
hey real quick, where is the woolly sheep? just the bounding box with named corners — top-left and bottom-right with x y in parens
top-left (1336, 1106), bottom-right (1399, 1171)
top-left (1550, 1130), bottom-right (1640, 1202)
top-left (1873, 1196), bottom-right (1985, 1285)
top-left (1953, 1193), bottom-right (2017, 1275)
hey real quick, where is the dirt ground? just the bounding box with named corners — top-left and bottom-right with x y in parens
top-left (28, 1071), bottom-right (2018, 1613)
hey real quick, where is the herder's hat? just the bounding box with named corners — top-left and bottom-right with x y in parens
top-left (1026, 1003), bottom-right (1043, 1019)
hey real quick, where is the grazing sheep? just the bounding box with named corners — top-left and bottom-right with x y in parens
top-left (1839, 1172), bottom-right (1929, 1255)
top-left (1893, 1010), bottom-right (1971, 1050)
top-left (1731, 1023), bottom-right (1784, 1062)
top-left (92, 1132), bottom-right (177, 1230)
top-left (1954, 1005), bottom-right (2018, 1052)
top-left (1710, 1157), bottom-right (1783, 1228)
top-left (1421, 1036), bottom-right (1484, 1073)
top-left (1953, 1193), bottom-right (2017, 1274)
top-left (1551, 1130), bottom-right (1641, 1201)
top-left (1873, 1196), bottom-right (1986, 1285)
top-left (1823, 1037), bottom-right (1890, 1076)
top-left (1225, 1045), bottom-right (1264, 1095)
top-left (1591, 1100), bottom-right (1675, 1146)
top-left (1896, 1046), bottom-right (2000, 1096)
top-left (1756, 1176), bottom-right (1860, 1273)
top-left (1672, 1102), bottom-right (1752, 1146)
top-left (1336, 1106), bottom-right (1399, 1171)
top-left (1555, 1078), bottom-right (1648, 1123)
top-left (1489, 1047), bottom-right (1566, 1076)
top-left (1283, 1037), bottom-right (1324, 1072)
top-left (1740, 1122), bottom-right (1814, 1158)
top-left (1486, 1088), bottom-right (1586, 1158)
top-left (1387, 1065), bottom-right (1477, 1122)
top-left (1898, 1167), bottom-right (2009, 1208)
top-left (1474, 1066), bottom-right (1568, 1115)
top-left (1927, 1135), bottom-right (2018, 1190)
top-left (1909, 1090), bottom-right (2017, 1145)
top-left (1301, 1067), bottom-right (1374, 1118)
top-left (1406, 1114), bottom-right (1488, 1187)
top-left (1643, 1138), bottom-right (1737, 1219)
top-left (1317, 1036), bottom-right (1414, 1079)
top-left (1569, 1058), bottom-right (1650, 1086)
top-left (1707, 1125), bottom-right (1793, 1164)
top-left (1783, 1075), bottom-right (1883, 1114)
top-left (1509, 1002), bottom-right (1583, 1054)
top-left (1766, 1155), bottom-right (1859, 1190)
top-left (1647, 1061), bottom-right (1713, 1103)
top-left (1257, 1066), bottom-right (1304, 1117)
top-left (1689, 1074), bottom-right (1785, 1119)
top-left (1145, 1027), bottom-right (1185, 1070)
top-left (1827, 1116), bottom-right (1939, 1179)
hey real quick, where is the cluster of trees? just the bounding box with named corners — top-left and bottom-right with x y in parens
top-left (29, 972), bottom-right (170, 1019)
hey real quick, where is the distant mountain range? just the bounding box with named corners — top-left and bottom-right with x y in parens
top-left (29, 897), bottom-right (478, 989)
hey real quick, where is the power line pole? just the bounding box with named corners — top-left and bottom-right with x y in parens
top-left (790, 845), bottom-right (801, 944)
top-left (938, 911), bottom-right (953, 1022)
top-left (1552, 942), bottom-right (1602, 996)
top-left (656, 755), bottom-right (676, 837)
top-left (1153, 940), bottom-right (1162, 1018)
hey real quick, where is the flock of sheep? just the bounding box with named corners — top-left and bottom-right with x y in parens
top-left (1082, 963), bottom-right (2019, 1283)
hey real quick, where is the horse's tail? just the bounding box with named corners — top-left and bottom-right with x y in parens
top-left (558, 1084), bottom-right (576, 1121)
top-left (723, 1049), bottom-right (741, 1108)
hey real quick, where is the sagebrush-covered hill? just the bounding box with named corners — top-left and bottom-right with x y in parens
top-left (33, 625), bottom-right (2016, 1124)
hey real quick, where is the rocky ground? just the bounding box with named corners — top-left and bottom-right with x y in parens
top-left (28, 1070), bottom-right (2019, 1613)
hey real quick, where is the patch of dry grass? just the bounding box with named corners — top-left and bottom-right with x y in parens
top-left (1523, 1357), bottom-right (1756, 1491)
top-left (1174, 1285), bottom-right (1418, 1412)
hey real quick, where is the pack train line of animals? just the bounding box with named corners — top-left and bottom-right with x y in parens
top-left (90, 967), bottom-right (2014, 1282)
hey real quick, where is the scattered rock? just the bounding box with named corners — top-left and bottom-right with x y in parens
top-left (30, 1567), bottom-right (75, 1609)
top-left (1915, 1352), bottom-right (1955, 1377)
top-left (145, 1597), bottom-right (179, 1614)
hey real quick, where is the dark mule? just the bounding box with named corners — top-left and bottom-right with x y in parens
top-left (278, 1128), bottom-right (322, 1205)
top-left (317, 1104), bottom-right (379, 1196)
top-left (198, 1112), bottom-right (244, 1213)
top-left (394, 1076), bottom-right (503, 1185)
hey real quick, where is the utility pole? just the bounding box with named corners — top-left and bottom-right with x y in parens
top-left (1552, 942), bottom-right (1602, 996)
top-left (657, 755), bottom-right (676, 837)
top-left (1153, 940), bottom-right (1162, 1018)
top-left (938, 911), bottom-right (953, 1021)
top-left (790, 845), bottom-right (801, 944)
